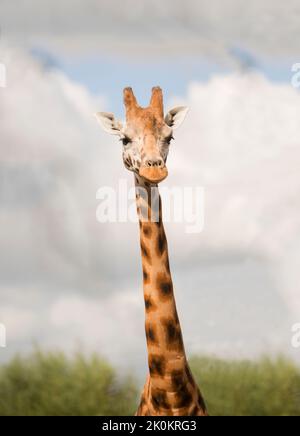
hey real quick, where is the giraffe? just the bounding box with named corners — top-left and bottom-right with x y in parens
top-left (95, 87), bottom-right (208, 416)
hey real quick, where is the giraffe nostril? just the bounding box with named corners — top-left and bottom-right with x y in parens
top-left (145, 158), bottom-right (164, 168)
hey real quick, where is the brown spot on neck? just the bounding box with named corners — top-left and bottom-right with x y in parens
top-left (161, 317), bottom-right (184, 351)
top-left (143, 268), bottom-right (150, 284)
top-left (156, 272), bottom-right (173, 301)
top-left (151, 389), bottom-right (170, 411)
top-left (149, 354), bottom-right (166, 377)
top-left (157, 228), bottom-right (167, 256)
top-left (142, 224), bottom-right (153, 239)
top-left (171, 370), bottom-right (193, 409)
top-left (141, 241), bottom-right (152, 265)
top-left (144, 295), bottom-right (157, 312)
top-left (145, 323), bottom-right (158, 345)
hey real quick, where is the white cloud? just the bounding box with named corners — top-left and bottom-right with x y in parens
top-left (1, 0), bottom-right (300, 59)
top-left (49, 292), bottom-right (144, 366)
top-left (0, 306), bottom-right (37, 340)
top-left (0, 46), bottom-right (300, 370)
top-left (167, 73), bottom-right (300, 316)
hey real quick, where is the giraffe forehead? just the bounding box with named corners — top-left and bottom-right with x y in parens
top-left (126, 108), bottom-right (169, 137)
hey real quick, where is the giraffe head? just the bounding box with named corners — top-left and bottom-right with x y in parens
top-left (95, 87), bottom-right (188, 184)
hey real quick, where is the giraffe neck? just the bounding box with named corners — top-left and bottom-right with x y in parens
top-left (135, 175), bottom-right (187, 384)
top-left (135, 175), bottom-right (207, 415)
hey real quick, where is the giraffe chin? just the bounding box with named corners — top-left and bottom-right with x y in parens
top-left (139, 166), bottom-right (168, 184)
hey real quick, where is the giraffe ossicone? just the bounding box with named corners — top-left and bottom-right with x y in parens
top-left (95, 87), bottom-right (208, 416)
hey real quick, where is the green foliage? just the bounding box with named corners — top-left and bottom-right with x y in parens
top-left (0, 350), bottom-right (299, 416)
top-left (0, 350), bottom-right (137, 416)
top-left (190, 355), bottom-right (300, 416)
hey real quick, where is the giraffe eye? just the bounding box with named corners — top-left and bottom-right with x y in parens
top-left (165, 135), bottom-right (174, 144)
top-left (122, 136), bottom-right (132, 146)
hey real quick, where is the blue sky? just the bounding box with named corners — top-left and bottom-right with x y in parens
top-left (31, 48), bottom-right (295, 116)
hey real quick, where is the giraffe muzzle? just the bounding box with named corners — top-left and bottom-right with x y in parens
top-left (139, 165), bottom-right (168, 184)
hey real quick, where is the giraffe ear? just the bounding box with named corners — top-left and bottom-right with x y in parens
top-left (94, 112), bottom-right (124, 137)
top-left (165, 106), bottom-right (189, 129)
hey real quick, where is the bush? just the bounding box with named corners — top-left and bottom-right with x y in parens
top-left (190, 355), bottom-right (300, 416)
top-left (0, 350), bottom-right (137, 416)
top-left (0, 350), bottom-right (299, 416)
